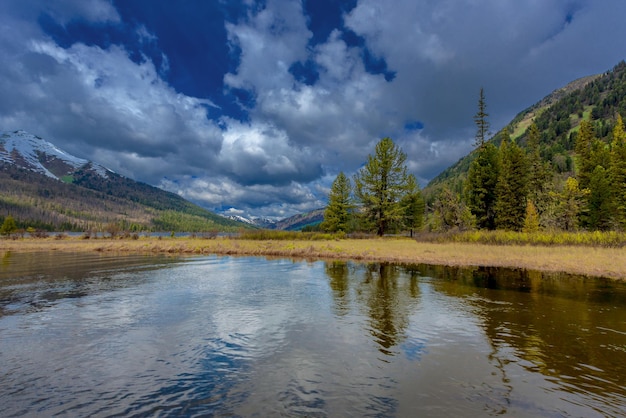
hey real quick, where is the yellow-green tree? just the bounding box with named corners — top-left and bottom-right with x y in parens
top-left (523, 201), bottom-right (540, 233)
top-left (0, 215), bottom-right (17, 237)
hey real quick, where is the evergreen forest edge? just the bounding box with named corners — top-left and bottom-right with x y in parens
top-left (315, 61), bottom-right (626, 242)
top-left (4, 61), bottom-right (626, 245)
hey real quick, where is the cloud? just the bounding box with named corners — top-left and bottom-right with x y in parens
top-left (13, 39), bottom-right (221, 172)
top-left (2, 0), bottom-right (626, 219)
top-left (223, 0), bottom-right (312, 92)
top-left (159, 175), bottom-right (325, 218)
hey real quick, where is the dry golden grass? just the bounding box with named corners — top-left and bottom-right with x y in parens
top-left (2, 236), bottom-right (625, 279)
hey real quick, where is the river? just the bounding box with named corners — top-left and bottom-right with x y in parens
top-left (1, 251), bottom-right (625, 417)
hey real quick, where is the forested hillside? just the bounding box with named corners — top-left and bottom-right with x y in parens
top-left (0, 131), bottom-right (247, 233)
top-left (424, 61), bottom-right (626, 232)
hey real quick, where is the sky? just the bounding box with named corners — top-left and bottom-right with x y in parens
top-left (2, 0), bottom-right (626, 220)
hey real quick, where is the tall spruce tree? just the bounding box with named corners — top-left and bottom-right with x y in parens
top-left (465, 144), bottom-right (499, 229)
top-left (610, 114), bottom-right (626, 229)
top-left (474, 88), bottom-right (490, 148)
top-left (495, 130), bottom-right (529, 230)
top-left (321, 172), bottom-right (354, 232)
top-left (354, 137), bottom-right (409, 236)
top-left (465, 88), bottom-right (499, 229)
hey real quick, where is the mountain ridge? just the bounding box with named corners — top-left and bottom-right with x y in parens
top-left (0, 130), bottom-right (247, 232)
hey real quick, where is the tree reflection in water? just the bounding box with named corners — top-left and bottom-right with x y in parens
top-left (326, 261), bottom-right (421, 356)
top-left (426, 265), bottom-right (626, 415)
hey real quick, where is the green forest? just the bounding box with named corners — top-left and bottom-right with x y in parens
top-left (321, 61), bottom-right (626, 236)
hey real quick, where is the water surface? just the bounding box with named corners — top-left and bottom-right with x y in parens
top-left (1, 252), bottom-right (625, 417)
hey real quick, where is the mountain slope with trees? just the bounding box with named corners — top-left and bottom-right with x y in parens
top-left (0, 131), bottom-right (247, 233)
top-left (424, 60), bottom-right (626, 232)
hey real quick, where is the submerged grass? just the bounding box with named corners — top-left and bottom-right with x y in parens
top-left (2, 234), bottom-right (626, 279)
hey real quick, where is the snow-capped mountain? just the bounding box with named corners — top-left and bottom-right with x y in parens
top-left (222, 210), bottom-right (324, 230)
top-left (0, 130), bottom-right (248, 232)
top-left (222, 214), bottom-right (277, 228)
top-left (0, 130), bottom-right (110, 180)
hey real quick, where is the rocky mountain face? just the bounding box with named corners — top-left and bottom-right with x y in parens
top-left (1, 130), bottom-right (109, 180)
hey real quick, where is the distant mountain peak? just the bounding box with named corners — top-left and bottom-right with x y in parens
top-left (0, 130), bottom-right (110, 180)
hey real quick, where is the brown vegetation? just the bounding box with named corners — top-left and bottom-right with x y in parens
top-left (1, 236), bottom-right (625, 280)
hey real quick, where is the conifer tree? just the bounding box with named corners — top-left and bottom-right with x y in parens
top-left (321, 172), bottom-right (353, 233)
top-left (523, 200), bottom-right (540, 233)
top-left (587, 165), bottom-right (613, 230)
top-left (465, 143), bottom-right (499, 230)
top-left (526, 123), bottom-right (550, 212)
top-left (495, 130), bottom-right (529, 230)
top-left (465, 90), bottom-right (498, 230)
top-left (575, 119), bottom-right (595, 190)
top-left (474, 88), bottom-right (490, 148)
top-left (354, 137), bottom-right (409, 236)
top-left (553, 177), bottom-right (589, 231)
top-left (610, 114), bottom-right (626, 229)
top-left (401, 174), bottom-right (425, 237)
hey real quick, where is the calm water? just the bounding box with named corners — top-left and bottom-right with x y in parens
top-left (1, 252), bottom-right (625, 417)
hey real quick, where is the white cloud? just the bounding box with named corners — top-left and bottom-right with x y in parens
top-left (223, 0), bottom-right (311, 92)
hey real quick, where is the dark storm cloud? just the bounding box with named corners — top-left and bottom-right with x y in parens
top-left (1, 0), bottom-right (625, 218)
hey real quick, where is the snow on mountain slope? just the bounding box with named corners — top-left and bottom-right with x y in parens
top-left (0, 130), bottom-right (109, 179)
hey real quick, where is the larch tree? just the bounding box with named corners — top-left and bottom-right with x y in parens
top-left (354, 137), bottom-right (409, 236)
top-left (523, 200), bottom-right (540, 233)
top-left (321, 172), bottom-right (354, 233)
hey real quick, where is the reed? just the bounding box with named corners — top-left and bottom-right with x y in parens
top-left (416, 230), bottom-right (626, 247)
top-left (1, 235), bottom-right (625, 279)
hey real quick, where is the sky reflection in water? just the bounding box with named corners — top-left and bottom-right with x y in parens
top-left (0, 252), bottom-right (625, 417)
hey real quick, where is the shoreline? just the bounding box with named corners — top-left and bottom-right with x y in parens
top-left (1, 236), bottom-right (625, 280)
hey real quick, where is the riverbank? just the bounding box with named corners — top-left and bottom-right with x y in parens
top-left (2, 236), bottom-right (625, 279)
